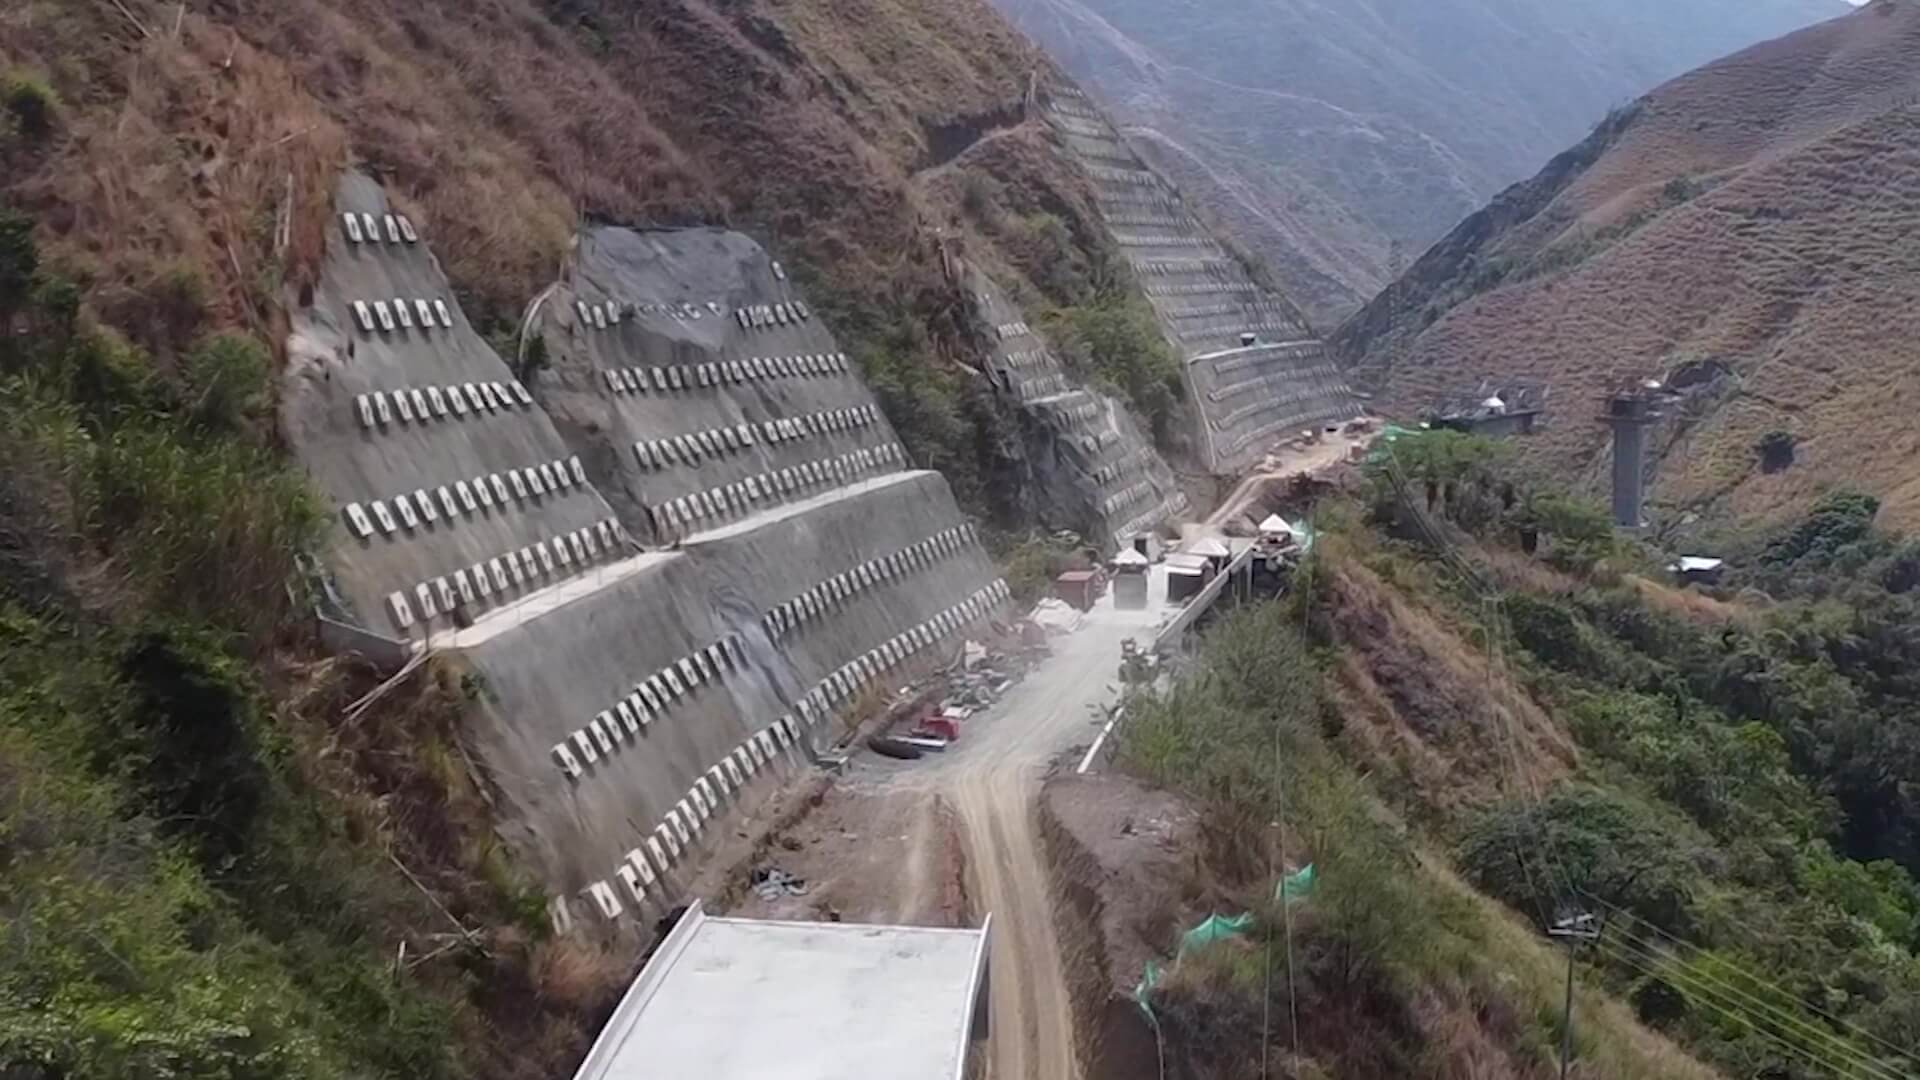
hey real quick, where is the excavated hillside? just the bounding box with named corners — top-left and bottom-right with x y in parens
top-left (1335, 0), bottom-right (1920, 531)
top-left (0, 0), bottom-right (1210, 543)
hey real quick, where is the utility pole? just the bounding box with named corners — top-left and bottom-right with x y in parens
top-left (1550, 913), bottom-right (1600, 1079)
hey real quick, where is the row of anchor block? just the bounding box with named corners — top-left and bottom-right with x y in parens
top-left (1212, 381), bottom-right (1352, 430)
top-left (569, 295), bottom-right (812, 332)
top-left (581, 710), bottom-right (797, 920)
top-left (630, 406), bottom-right (878, 470)
top-left (646, 444), bottom-right (908, 537)
top-left (1209, 366), bottom-right (1344, 408)
top-left (340, 211), bottom-right (419, 245)
top-left (994, 321), bottom-right (1031, 340)
top-left (1136, 257), bottom-right (1235, 277)
top-left (1114, 233), bottom-right (1214, 249)
top-left (1100, 480), bottom-right (1157, 517)
top-left (792, 580), bottom-right (1011, 731)
top-left (601, 351), bottom-right (850, 394)
top-left (1218, 398), bottom-right (1361, 458)
top-left (354, 378), bottom-right (534, 430)
top-left (553, 521), bottom-right (981, 782)
top-left (385, 518), bottom-right (629, 632)
top-left (1048, 397), bottom-right (1102, 425)
top-left (998, 348), bottom-right (1053, 372)
top-left (761, 525), bottom-right (979, 643)
top-left (1016, 373), bottom-right (1069, 401)
top-left (1091, 447), bottom-right (1155, 487)
top-left (342, 455), bottom-right (587, 540)
top-left (572, 298), bottom-right (723, 329)
top-left (552, 632), bottom-right (752, 781)
top-left (1209, 341), bottom-right (1324, 376)
top-left (351, 297), bottom-right (456, 334)
top-left (1114, 493), bottom-right (1189, 544)
top-left (1144, 282), bottom-right (1259, 298)
top-left (1085, 164), bottom-right (1157, 188)
top-left (577, 579), bottom-right (1011, 921)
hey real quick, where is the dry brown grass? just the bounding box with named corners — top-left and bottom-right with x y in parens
top-left (1324, 554), bottom-right (1576, 817)
top-left (530, 936), bottom-right (626, 1011)
top-left (1342, 2), bottom-right (1920, 532)
top-left (1623, 572), bottom-right (1760, 629)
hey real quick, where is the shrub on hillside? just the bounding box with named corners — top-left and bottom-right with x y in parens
top-left (2, 70), bottom-right (57, 141)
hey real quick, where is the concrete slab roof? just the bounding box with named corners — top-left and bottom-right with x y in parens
top-left (572, 902), bottom-right (991, 1080)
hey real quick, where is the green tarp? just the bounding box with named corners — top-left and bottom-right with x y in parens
top-left (1135, 869), bottom-right (1320, 1020)
top-left (1277, 863), bottom-right (1316, 902)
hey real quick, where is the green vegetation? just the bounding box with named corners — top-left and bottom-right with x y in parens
top-left (0, 210), bottom-right (568, 1077)
top-left (1, 69), bottom-right (56, 142)
top-left (1351, 430), bottom-right (1920, 1077)
top-left (1116, 600), bottom-right (1712, 1077)
top-left (957, 175), bottom-right (1187, 445)
top-left (1041, 294), bottom-right (1184, 444)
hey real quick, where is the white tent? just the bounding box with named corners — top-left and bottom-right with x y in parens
top-left (1111, 547), bottom-right (1149, 568)
top-left (1257, 514), bottom-right (1296, 537)
top-left (1184, 536), bottom-right (1231, 559)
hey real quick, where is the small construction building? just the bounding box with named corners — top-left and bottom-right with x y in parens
top-left (571, 902), bottom-right (992, 1080)
top-left (1054, 569), bottom-right (1106, 612)
top-left (1668, 555), bottom-right (1725, 586)
top-left (1183, 536), bottom-right (1232, 575)
top-left (1111, 547), bottom-right (1149, 610)
top-left (1426, 381), bottom-right (1545, 439)
top-left (1165, 553), bottom-right (1211, 602)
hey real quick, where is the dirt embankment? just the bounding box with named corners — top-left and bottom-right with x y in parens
top-left (1041, 772), bottom-right (1206, 1080)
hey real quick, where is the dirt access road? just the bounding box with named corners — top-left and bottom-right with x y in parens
top-left (918, 571), bottom-right (1171, 1080)
top-left (1209, 429), bottom-right (1367, 527)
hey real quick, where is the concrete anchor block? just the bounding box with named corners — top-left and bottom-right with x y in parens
top-left (570, 729), bottom-right (599, 765)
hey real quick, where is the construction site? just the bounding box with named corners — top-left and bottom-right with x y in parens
top-left (280, 88), bottom-right (1364, 1074)
top-left (23, 3), bottom-right (1912, 1077)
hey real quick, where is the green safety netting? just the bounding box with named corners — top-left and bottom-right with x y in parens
top-left (1179, 912), bottom-right (1254, 956)
top-left (1276, 863), bottom-right (1316, 902)
top-left (1134, 869), bottom-right (1320, 1019)
top-left (1366, 424), bottom-right (1418, 464)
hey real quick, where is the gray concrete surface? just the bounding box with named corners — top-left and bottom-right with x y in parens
top-left (534, 227), bottom-right (899, 546)
top-left (289, 186), bottom-right (1001, 923)
top-left (968, 266), bottom-right (1189, 546)
top-left (283, 174), bottom-right (621, 638)
top-left (465, 468), bottom-right (1002, 908)
top-left (572, 902), bottom-right (990, 1080)
top-left (1042, 86), bottom-right (1362, 473)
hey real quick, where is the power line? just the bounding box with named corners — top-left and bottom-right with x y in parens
top-left (1372, 438), bottom-right (1919, 1078)
top-left (1585, 895), bottom-right (1920, 1077)
top-left (1593, 930), bottom-right (1911, 1080)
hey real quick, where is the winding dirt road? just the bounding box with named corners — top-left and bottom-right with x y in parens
top-left (925, 573), bottom-right (1169, 1080)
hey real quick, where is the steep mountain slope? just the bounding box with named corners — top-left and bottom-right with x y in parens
top-left (0, 0), bottom-right (1178, 539)
top-left (1335, 0), bottom-right (1920, 532)
top-left (989, 0), bottom-right (1848, 326)
top-left (0, 1), bottom-right (1169, 1075)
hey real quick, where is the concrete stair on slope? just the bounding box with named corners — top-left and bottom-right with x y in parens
top-left (968, 266), bottom-right (1187, 547)
top-left (1041, 84), bottom-right (1363, 473)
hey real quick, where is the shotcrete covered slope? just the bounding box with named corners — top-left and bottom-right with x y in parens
top-left (285, 174), bottom-right (626, 636)
top-left (286, 177), bottom-right (1005, 928)
top-left (968, 265), bottom-right (1188, 545)
top-left (1043, 85), bottom-right (1361, 473)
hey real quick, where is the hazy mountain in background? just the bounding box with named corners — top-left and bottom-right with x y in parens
top-left (1335, 0), bottom-right (1920, 532)
top-left (992, 0), bottom-right (1849, 326)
